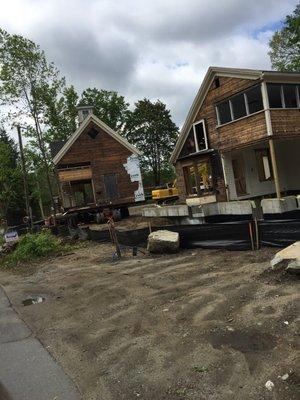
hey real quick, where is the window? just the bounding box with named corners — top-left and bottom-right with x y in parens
top-left (231, 93), bottom-right (247, 119)
top-left (267, 83), bottom-right (299, 108)
top-left (283, 84), bottom-right (298, 108)
top-left (179, 120), bottom-right (208, 158)
top-left (216, 84), bottom-right (263, 125)
top-left (267, 84), bottom-right (283, 108)
top-left (255, 149), bottom-right (273, 181)
top-left (194, 121), bottom-right (207, 151)
top-left (217, 101), bottom-right (232, 124)
top-left (245, 85), bottom-right (263, 114)
top-left (183, 160), bottom-right (213, 196)
top-left (197, 161), bottom-right (213, 192)
top-left (183, 166), bottom-right (197, 195)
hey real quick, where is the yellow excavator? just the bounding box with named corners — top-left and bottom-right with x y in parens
top-left (151, 180), bottom-right (179, 203)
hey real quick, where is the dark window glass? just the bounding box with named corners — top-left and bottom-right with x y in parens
top-left (267, 84), bottom-right (282, 108)
top-left (217, 101), bottom-right (231, 124)
top-left (231, 93), bottom-right (247, 119)
top-left (283, 84), bottom-right (298, 108)
top-left (194, 122), bottom-right (207, 150)
top-left (246, 85), bottom-right (263, 113)
top-left (179, 128), bottom-right (196, 158)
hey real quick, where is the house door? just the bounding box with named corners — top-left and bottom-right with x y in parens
top-left (232, 156), bottom-right (247, 196)
top-left (104, 174), bottom-right (118, 201)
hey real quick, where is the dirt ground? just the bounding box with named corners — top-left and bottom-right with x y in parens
top-left (0, 243), bottom-right (299, 400)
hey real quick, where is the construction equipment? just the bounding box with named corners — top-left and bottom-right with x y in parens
top-left (151, 180), bottom-right (179, 203)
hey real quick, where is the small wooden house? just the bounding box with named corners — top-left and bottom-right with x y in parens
top-left (52, 106), bottom-right (144, 211)
top-left (170, 67), bottom-right (300, 205)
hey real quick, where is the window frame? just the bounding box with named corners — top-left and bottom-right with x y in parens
top-left (267, 83), bottom-right (300, 109)
top-left (191, 119), bottom-right (209, 153)
top-left (215, 84), bottom-right (264, 126)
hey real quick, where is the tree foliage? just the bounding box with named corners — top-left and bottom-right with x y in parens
top-left (0, 128), bottom-right (24, 223)
top-left (125, 99), bottom-right (179, 186)
top-left (80, 88), bottom-right (130, 131)
top-left (269, 4), bottom-right (300, 71)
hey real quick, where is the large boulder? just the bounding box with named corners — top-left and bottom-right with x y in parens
top-left (271, 241), bottom-right (300, 274)
top-left (147, 230), bottom-right (179, 253)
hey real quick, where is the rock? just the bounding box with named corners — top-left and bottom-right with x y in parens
top-left (281, 373), bottom-right (289, 381)
top-left (147, 230), bottom-right (179, 254)
top-left (270, 241), bottom-right (300, 270)
top-left (265, 380), bottom-right (274, 391)
top-left (286, 259), bottom-right (300, 275)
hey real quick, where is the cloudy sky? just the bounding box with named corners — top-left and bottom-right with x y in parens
top-left (0, 0), bottom-right (298, 127)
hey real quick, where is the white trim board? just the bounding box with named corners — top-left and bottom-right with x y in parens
top-left (53, 114), bottom-right (142, 165)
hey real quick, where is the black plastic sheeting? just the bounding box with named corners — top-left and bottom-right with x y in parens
top-left (86, 222), bottom-right (253, 251)
top-left (258, 219), bottom-right (300, 247)
top-left (55, 219), bottom-right (300, 250)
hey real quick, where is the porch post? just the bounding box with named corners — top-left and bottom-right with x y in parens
top-left (268, 138), bottom-right (281, 199)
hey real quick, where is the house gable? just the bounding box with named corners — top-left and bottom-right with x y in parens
top-left (53, 114), bottom-right (141, 165)
top-left (170, 67), bottom-right (263, 163)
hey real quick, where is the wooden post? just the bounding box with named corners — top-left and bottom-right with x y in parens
top-left (269, 138), bottom-right (281, 199)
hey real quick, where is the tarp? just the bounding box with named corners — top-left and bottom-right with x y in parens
top-left (258, 219), bottom-right (300, 247)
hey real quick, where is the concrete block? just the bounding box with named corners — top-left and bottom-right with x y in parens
top-left (261, 196), bottom-right (298, 215)
top-left (128, 204), bottom-right (155, 216)
top-left (186, 194), bottom-right (217, 206)
top-left (201, 201), bottom-right (253, 217)
top-left (142, 205), bottom-right (189, 218)
top-left (147, 230), bottom-right (179, 253)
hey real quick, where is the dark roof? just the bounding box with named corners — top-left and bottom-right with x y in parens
top-left (50, 141), bottom-right (66, 158)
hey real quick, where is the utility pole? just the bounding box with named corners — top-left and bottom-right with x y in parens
top-left (17, 125), bottom-right (33, 231)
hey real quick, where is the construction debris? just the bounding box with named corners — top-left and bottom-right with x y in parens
top-left (147, 230), bottom-right (179, 253)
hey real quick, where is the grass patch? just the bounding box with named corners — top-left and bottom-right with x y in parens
top-left (0, 230), bottom-right (69, 268)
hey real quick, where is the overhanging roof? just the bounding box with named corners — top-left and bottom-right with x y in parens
top-left (170, 66), bottom-right (300, 164)
top-left (53, 114), bottom-right (142, 165)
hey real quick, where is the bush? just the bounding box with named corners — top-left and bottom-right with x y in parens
top-left (1, 230), bottom-right (66, 267)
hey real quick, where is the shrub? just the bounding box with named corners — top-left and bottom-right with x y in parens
top-left (1, 230), bottom-right (66, 267)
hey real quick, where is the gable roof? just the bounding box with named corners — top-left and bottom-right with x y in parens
top-left (170, 66), bottom-right (300, 164)
top-left (53, 114), bottom-right (142, 165)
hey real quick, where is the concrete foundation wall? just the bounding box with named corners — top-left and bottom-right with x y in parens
top-left (261, 196), bottom-right (298, 214)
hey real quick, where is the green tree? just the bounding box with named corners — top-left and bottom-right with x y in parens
top-left (0, 28), bottom-right (65, 215)
top-left (124, 99), bottom-right (179, 186)
top-left (269, 4), bottom-right (300, 71)
top-left (80, 88), bottom-right (130, 131)
top-left (0, 128), bottom-right (24, 224)
top-left (42, 85), bottom-right (78, 143)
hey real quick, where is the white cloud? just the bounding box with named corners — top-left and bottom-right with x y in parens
top-left (0, 0), bottom-right (298, 129)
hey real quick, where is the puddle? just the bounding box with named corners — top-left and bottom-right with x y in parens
top-left (22, 295), bottom-right (46, 306)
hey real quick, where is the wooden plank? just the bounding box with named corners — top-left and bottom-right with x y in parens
top-left (58, 168), bottom-right (92, 182)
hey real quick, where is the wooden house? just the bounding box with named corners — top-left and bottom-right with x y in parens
top-left (52, 106), bottom-right (145, 212)
top-left (170, 67), bottom-right (300, 205)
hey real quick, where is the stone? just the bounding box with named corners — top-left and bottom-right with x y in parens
top-left (147, 230), bottom-right (179, 253)
top-left (270, 241), bottom-right (300, 270)
top-left (286, 259), bottom-right (300, 275)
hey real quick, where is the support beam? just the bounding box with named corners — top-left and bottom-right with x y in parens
top-left (269, 138), bottom-right (281, 199)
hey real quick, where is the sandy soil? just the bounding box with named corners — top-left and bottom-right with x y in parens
top-left (0, 243), bottom-right (299, 400)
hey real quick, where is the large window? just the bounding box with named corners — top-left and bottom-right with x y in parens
top-left (216, 84), bottom-right (263, 125)
top-left (179, 120), bottom-right (208, 158)
top-left (267, 83), bottom-right (299, 108)
top-left (183, 160), bottom-right (213, 196)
